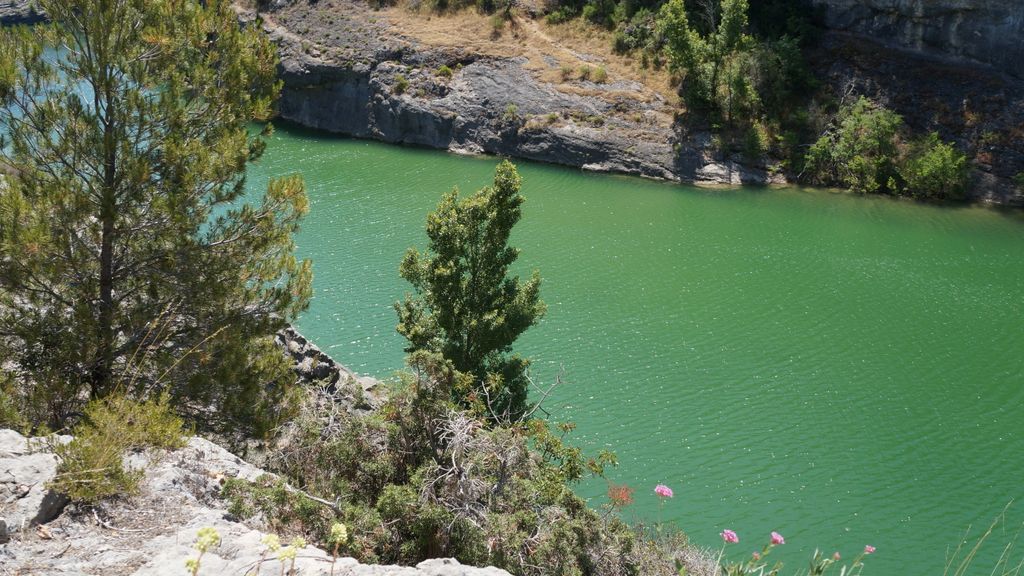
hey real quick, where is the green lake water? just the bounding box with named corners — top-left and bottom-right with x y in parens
top-left (247, 123), bottom-right (1024, 574)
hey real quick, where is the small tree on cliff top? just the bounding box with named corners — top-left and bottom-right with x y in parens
top-left (396, 160), bottom-right (545, 422)
top-left (0, 0), bottom-right (312, 434)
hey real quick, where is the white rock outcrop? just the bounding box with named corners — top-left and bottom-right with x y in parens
top-left (0, 430), bottom-right (512, 576)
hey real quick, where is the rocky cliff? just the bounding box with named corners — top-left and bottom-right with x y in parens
top-left (255, 3), bottom-right (783, 187)
top-left (0, 0), bottom-right (43, 24)
top-left (811, 0), bottom-right (1024, 79)
top-left (0, 429), bottom-right (512, 576)
top-left (254, 0), bottom-right (1023, 203)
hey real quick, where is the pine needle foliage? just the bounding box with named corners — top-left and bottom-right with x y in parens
top-left (395, 161), bottom-right (545, 422)
top-left (0, 0), bottom-right (312, 433)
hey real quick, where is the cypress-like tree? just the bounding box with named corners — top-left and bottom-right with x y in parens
top-left (0, 0), bottom-right (312, 435)
top-left (396, 160), bottom-right (545, 422)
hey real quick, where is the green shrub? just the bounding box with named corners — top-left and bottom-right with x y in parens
top-left (500, 102), bottom-right (519, 125)
top-left (804, 98), bottom-right (975, 198)
top-left (593, 66), bottom-right (608, 83)
top-left (560, 64), bottom-right (574, 80)
top-left (803, 97), bottom-right (904, 194)
top-left (1015, 172), bottom-right (1024, 188)
top-left (435, 65), bottom-right (453, 79)
top-left (900, 133), bottom-right (970, 199)
top-left (50, 394), bottom-right (185, 503)
top-left (578, 64), bottom-right (593, 81)
top-left (613, 30), bottom-right (630, 53)
top-left (743, 121), bottom-right (770, 161)
top-left (490, 13), bottom-right (505, 34)
top-left (545, 6), bottom-right (577, 25)
top-left (247, 351), bottom-right (663, 575)
top-left (0, 373), bottom-right (26, 432)
top-left (613, 8), bottom-right (658, 54)
top-left (393, 74), bottom-right (409, 95)
top-left (658, 0), bottom-right (813, 131)
top-left (223, 475), bottom-right (336, 541)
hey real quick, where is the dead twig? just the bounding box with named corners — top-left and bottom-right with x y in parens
top-left (91, 509), bottom-right (153, 533)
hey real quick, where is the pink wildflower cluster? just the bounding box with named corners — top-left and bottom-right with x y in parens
top-left (720, 529), bottom-right (739, 544)
top-left (654, 484), bottom-right (674, 498)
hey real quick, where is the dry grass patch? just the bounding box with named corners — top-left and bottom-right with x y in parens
top-left (380, 4), bottom-right (678, 105)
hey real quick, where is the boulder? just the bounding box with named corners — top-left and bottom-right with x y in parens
top-left (0, 431), bottom-right (72, 536)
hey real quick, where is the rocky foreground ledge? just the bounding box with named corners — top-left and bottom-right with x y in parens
top-left (0, 429), bottom-right (511, 575)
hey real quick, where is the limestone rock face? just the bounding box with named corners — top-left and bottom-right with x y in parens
top-left (811, 0), bottom-right (1024, 78)
top-left (0, 430), bottom-right (72, 532)
top-left (0, 0), bottom-right (44, 24)
top-left (0, 429), bottom-right (513, 576)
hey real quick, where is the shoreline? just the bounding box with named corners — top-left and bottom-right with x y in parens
top-left (250, 1), bottom-right (1023, 207)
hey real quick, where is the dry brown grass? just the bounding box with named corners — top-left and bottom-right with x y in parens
top-left (380, 5), bottom-right (679, 104)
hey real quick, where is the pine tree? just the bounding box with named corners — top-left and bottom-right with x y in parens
top-left (0, 0), bottom-right (312, 435)
top-left (396, 160), bottom-right (545, 421)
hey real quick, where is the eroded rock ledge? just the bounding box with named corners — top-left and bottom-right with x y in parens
top-left (0, 429), bottom-right (511, 575)
top-left (277, 325), bottom-right (384, 410)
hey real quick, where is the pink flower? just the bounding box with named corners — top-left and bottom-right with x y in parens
top-left (832, 552), bottom-right (841, 561)
top-left (770, 531), bottom-right (785, 545)
top-left (752, 551), bottom-right (761, 561)
top-left (654, 484), bottom-right (674, 498)
top-left (864, 545), bottom-right (876, 555)
top-left (721, 529), bottom-right (739, 544)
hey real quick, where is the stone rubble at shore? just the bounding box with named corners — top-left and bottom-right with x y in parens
top-left (276, 325), bottom-right (384, 411)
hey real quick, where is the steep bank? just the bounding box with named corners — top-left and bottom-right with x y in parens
top-left (251, 2), bottom-right (784, 187)
top-left (0, 429), bottom-right (512, 575)
top-left (252, 0), bottom-right (1022, 204)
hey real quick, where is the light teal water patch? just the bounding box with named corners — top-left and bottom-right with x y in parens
top-left (246, 123), bottom-right (1024, 574)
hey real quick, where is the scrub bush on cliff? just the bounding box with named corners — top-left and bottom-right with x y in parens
top-left (803, 97), bottom-right (904, 195)
top-left (803, 97), bottom-right (969, 199)
top-left (50, 394), bottom-right (186, 503)
top-left (899, 132), bottom-right (970, 199)
top-left (242, 351), bottom-right (631, 575)
top-left (657, 0), bottom-right (813, 150)
top-left (0, 0), bottom-right (311, 434)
